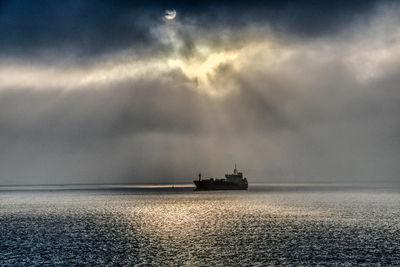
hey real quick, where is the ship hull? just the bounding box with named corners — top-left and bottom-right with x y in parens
top-left (194, 181), bottom-right (248, 191)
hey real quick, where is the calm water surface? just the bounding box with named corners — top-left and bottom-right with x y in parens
top-left (1, 185), bottom-right (399, 266)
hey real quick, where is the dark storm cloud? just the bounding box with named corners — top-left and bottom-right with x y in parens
top-left (0, 0), bottom-right (382, 61)
top-left (0, 0), bottom-right (156, 60)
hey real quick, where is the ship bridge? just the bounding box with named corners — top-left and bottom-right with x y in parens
top-left (225, 164), bottom-right (244, 183)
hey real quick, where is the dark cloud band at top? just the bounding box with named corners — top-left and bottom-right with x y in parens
top-left (0, 0), bottom-right (382, 61)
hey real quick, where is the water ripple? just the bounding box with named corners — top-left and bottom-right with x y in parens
top-left (0, 190), bottom-right (399, 265)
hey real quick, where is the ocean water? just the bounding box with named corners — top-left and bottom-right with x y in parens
top-left (0, 184), bottom-right (400, 266)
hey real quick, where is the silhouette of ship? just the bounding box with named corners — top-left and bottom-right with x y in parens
top-left (194, 164), bottom-right (248, 190)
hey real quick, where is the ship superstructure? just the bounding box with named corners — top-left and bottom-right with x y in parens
top-left (194, 164), bottom-right (248, 190)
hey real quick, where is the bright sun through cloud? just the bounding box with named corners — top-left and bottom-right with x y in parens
top-left (167, 48), bottom-right (239, 94)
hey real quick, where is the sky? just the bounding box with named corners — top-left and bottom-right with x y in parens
top-left (0, 0), bottom-right (399, 185)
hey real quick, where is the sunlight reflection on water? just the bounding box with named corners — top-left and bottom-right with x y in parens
top-left (0, 186), bottom-right (399, 265)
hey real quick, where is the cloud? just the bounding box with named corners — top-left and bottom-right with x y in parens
top-left (0, 1), bottom-right (399, 185)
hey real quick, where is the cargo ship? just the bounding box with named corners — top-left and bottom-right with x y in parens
top-left (194, 164), bottom-right (248, 190)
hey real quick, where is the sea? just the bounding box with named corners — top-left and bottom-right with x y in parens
top-left (0, 184), bottom-right (399, 266)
